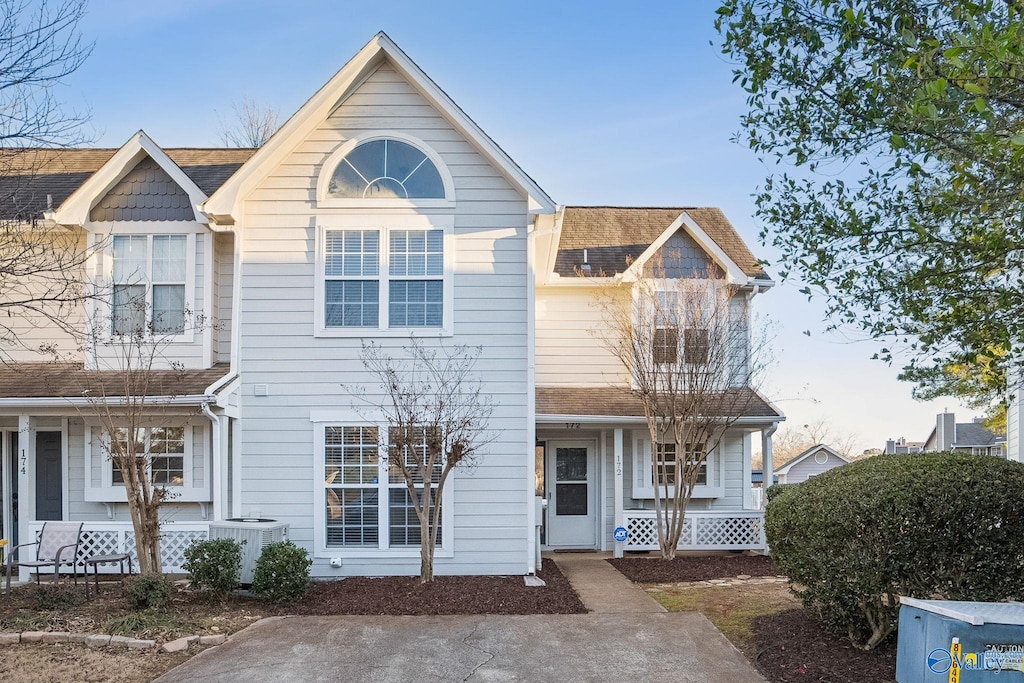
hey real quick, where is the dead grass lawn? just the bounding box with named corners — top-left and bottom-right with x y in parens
top-left (649, 581), bottom-right (800, 657)
top-left (0, 643), bottom-right (192, 683)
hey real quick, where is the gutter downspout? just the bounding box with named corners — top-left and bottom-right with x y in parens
top-left (202, 371), bottom-right (235, 523)
top-left (201, 216), bottom-right (240, 523)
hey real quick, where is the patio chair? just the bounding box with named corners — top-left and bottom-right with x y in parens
top-left (5, 522), bottom-right (83, 595)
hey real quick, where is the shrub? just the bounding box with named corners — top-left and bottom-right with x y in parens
top-left (122, 573), bottom-right (174, 610)
top-left (765, 482), bottom-right (799, 504)
top-left (250, 541), bottom-right (311, 602)
top-left (182, 538), bottom-right (243, 598)
top-left (35, 584), bottom-right (84, 610)
top-left (767, 452), bottom-right (1024, 651)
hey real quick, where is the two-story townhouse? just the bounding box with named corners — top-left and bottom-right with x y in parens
top-left (532, 207), bottom-right (782, 555)
top-left (0, 33), bottom-right (781, 580)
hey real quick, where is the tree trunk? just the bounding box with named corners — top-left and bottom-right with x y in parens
top-left (418, 486), bottom-right (435, 583)
top-left (123, 479), bottom-right (162, 575)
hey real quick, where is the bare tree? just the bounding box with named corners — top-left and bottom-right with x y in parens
top-left (359, 340), bottom-right (494, 582)
top-left (0, 0), bottom-right (95, 356)
top-left (52, 305), bottom-right (207, 575)
top-left (596, 268), bottom-right (769, 560)
top-left (218, 96), bottom-right (278, 148)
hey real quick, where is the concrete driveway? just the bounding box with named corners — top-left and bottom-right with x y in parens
top-left (155, 613), bottom-right (765, 682)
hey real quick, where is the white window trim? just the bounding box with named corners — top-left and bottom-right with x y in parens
top-left (314, 216), bottom-right (455, 337)
top-left (632, 437), bottom-right (723, 500)
top-left (83, 423), bottom-right (210, 503)
top-left (311, 413), bottom-right (455, 560)
top-left (315, 131), bottom-right (456, 210)
top-left (95, 224), bottom-right (198, 344)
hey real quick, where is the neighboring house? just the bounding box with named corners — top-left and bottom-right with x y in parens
top-left (773, 444), bottom-right (851, 485)
top-left (0, 33), bottom-right (782, 579)
top-left (883, 437), bottom-right (924, 454)
top-left (922, 412), bottom-right (1006, 457)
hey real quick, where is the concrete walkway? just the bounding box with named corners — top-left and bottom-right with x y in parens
top-left (154, 613), bottom-right (766, 683)
top-left (154, 554), bottom-right (766, 682)
top-left (549, 551), bottom-right (666, 613)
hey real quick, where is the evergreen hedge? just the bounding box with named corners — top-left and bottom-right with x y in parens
top-left (766, 452), bottom-right (1024, 650)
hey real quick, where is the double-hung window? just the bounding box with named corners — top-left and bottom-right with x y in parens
top-left (634, 438), bottom-right (719, 499)
top-left (319, 225), bottom-right (450, 334)
top-left (317, 420), bottom-right (452, 556)
top-left (112, 234), bottom-right (187, 335)
top-left (324, 231), bottom-right (380, 328)
top-left (109, 426), bottom-right (186, 487)
top-left (388, 426), bottom-right (443, 547)
top-left (324, 426), bottom-right (380, 547)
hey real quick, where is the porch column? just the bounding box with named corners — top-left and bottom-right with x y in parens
top-left (761, 424), bottom-right (778, 555)
top-left (761, 425), bottom-right (776, 492)
top-left (17, 415), bottom-right (31, 582)
top-left (613, 428), bottom-right (624, 559)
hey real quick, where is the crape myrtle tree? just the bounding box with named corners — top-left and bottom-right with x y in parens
top-left (716, 0), bottom-right (1024, 416)
top-left (596, 267), bottom-right (770, 559)
top-left (360, 340), bottom-right (495, 582)
top-left (51, 303), bottom-right (208, 575)
top-left (0, 0), bottom-right (96, 354)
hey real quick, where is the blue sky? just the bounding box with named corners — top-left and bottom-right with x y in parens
top-left (61, 0), bottom-right (978, 452)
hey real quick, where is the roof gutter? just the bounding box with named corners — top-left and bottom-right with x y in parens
top-left (536, 413), bottom-right (785, 425)
top-left (0, 394), bottom-right (213, 408)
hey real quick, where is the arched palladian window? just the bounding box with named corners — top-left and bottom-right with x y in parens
top-left (327, 138), bottom-right (445, 200)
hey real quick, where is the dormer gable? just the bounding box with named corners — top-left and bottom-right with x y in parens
top-left (90, 156), bottom-right (193, 222)
top-left (51, 130), bottom-right (211, 226)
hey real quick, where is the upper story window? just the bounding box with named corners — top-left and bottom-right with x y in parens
top-left (111, 234), bottom-right (187, 335)
top-left (328, 138), bottom-right (445, 200)
top-left (316, 133), bottom-right (455, 209)
top-left (316, 222), bottom-right (452, 337)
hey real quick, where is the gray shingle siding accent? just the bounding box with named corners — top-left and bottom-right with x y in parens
top-left (644, 230), bottom-right (721, 279)
top-left (89, 156), bottom-right (193, 221)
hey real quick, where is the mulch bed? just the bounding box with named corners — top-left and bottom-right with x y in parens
top-left (290, 558), bottom-right (586, 615)
top-left (608, 554), bottom-right (779, 583)
top-left (752, 609), bottom-right (897, 683)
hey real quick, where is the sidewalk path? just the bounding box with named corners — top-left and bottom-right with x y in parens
top-left (550, 551), bottom-right (667, 613)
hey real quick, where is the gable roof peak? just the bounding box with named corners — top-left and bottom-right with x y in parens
top-left (203, 32), bottom-right (555, 221)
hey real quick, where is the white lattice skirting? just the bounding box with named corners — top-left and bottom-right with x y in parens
top-left (27, 522), bottom-right (209, 574)
top-left (623, 511), bottom-right (766, 551)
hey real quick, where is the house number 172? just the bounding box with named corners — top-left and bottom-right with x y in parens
top-left (565, 423), bottom-right (581, 430)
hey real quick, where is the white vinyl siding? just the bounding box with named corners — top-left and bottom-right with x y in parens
top-left (213, 231), bottom-right (234, 364)
top-left (238, 62), bottom-right (531, 576)
top-left (535, 286), bottom-right (630, 387)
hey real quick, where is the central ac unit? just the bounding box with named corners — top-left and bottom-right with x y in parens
top-left (208, 518), bottom-right (289, 584)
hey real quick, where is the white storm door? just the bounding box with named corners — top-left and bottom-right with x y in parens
top-left (546, 441), bottom-right (597, 548)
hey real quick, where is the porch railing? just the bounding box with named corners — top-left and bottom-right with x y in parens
top-left (622, 509), bottom-right (766, 552)
top-left (25, 521), bottom-right (209, 574)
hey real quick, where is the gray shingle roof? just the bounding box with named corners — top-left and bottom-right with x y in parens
top-left (954, 422), bottom-right (1005, 446)
top-left (553, 206), bottom-right (766, 278)
top-left (0, 148), bottom-right (256, 221)
top-left (0, 362), bottom-right (230, 399)
top-left (536, 386), bottom-right (781, 419)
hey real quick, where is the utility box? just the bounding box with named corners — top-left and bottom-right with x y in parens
top-left (209, 518), bottom-right (289, 584)
top-left (897, 597), bottom-right (1024, 681)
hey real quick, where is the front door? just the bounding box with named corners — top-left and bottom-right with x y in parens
top-left (35, 431), bottom-right (62, 521)
top-left (546, 441), bottom-right (597, 548)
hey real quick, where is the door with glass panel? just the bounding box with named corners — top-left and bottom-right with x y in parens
top-left (545, 441), bottom-right (597, 548)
